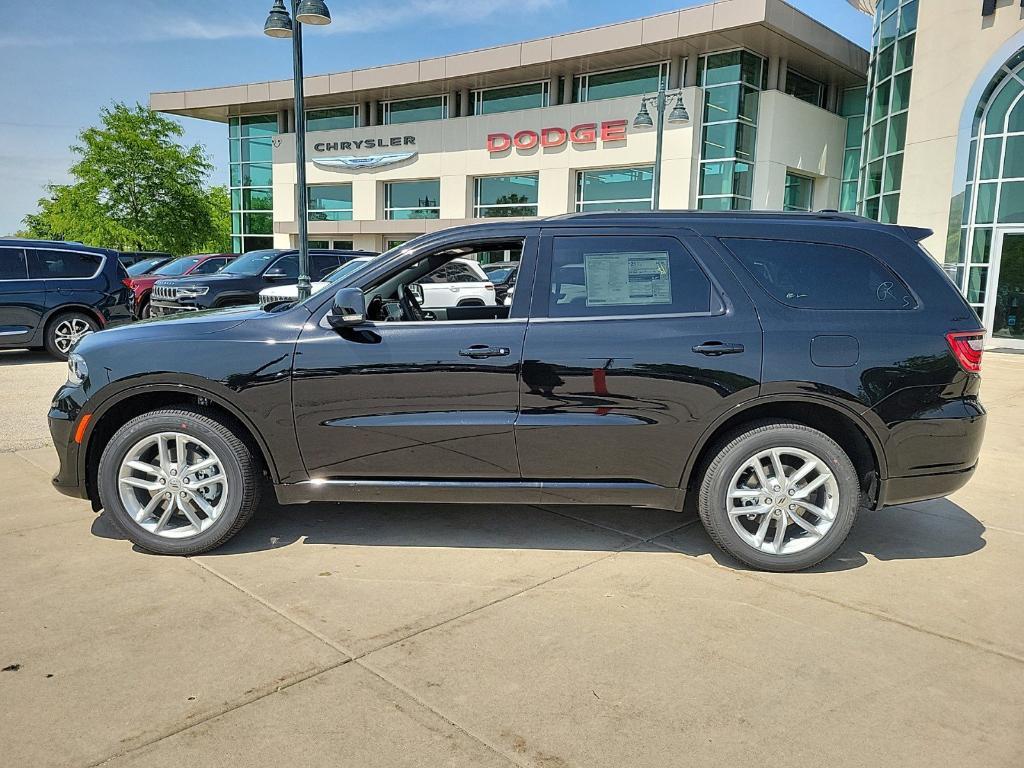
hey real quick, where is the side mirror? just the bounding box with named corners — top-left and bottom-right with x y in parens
top-left (265, 268), bottom-right (288, 281)
top-left (328, 287), bottom-right (366, 329)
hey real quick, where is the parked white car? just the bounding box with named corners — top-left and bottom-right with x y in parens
top-left (415, 257), bottom-right (496, 307)
top-left (259, 256), bottom-right (376, 307)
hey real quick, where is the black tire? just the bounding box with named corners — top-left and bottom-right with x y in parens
top-left (44, 311), bottom-right (99, 360)
top-left (139, 299), bottom-right (152, 319)
top-left (697, 420), bottom-right (860, 572)
top-left (97, 407), bottom-right (260, 555)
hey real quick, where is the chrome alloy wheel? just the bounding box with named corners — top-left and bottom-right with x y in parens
top-left (52, 317), bottom-right (92, 354)
top-left (726, 447), bottom-right (839, 556)
top-left (117, 432), bottom-right (229, 539)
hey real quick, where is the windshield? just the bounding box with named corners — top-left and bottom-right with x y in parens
top-left (126, 257), bottom-right (165, 276)
top-left (483, 266), bottom-right (514, 282)
top-left (221, 249), bottom-right (282, 276)
top-left (154, 256), bottom-right (202, 276)
top-left (321, 258), bottom-right (374, 287)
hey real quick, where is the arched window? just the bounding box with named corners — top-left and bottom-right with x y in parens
top-left (954, 49), bottom-right (1024, 315)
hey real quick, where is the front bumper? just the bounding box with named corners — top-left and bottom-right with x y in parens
top-left (48, 399), bottom-right (88, 500)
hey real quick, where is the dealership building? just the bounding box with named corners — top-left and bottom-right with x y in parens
top-left (151, 0), bottom-right (1024, 347)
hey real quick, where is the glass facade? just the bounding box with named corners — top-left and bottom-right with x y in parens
top-left (839, 87), bottom-right (867, 212)
top-left (785, 69), bottom-right (825, 108)
top-left (576, 167), bottom-right (654, 212)
top-left (697, 50), bottom-right (764, 211)
top-left (308, 184), bottom-right (353, 221)
top-left (783, 173), bottom-right (814, 211)
top-left (858, 0), bottom-right (917, 223)
top-left (306, 106), bottom-right (358, 132)
top-left (472, 81), bottom-right (549, 115)
top-left (308, 240), bottom-right (354, 250)
top-left (573, 63), bottom-right (669, 103)
top-left (229, 114), bottom-right (278, 253)
top-left (384, 179), bottom-right (441, 219)
top-left (382, 95), bottom-right (448, 125)
top-left (474, 175), bottom-right (539, 217)
top-left (951, 49), bottom-right (1024, 316)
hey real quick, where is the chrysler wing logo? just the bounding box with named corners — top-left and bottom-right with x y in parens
top-left (313, 152), bottom-right (417, 170)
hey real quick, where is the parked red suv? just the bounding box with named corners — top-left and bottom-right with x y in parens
top-left (127, 253), bottom-right (235, 318)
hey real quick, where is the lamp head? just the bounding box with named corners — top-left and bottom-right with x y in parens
top-left (668, 95), bottom-right (690, 123)
top-left (633, 101), bottom-right (654, 128)
top-left (264, 0), bottom-right (293, 37)
top-left (295, 0), bottom-right (332, 24)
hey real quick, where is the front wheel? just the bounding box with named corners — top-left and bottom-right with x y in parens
top-left (97, 408), bottom-right (260, 555)
top-left (697, 421), bottom-right (860, 572)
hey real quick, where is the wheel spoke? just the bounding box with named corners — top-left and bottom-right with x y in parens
top-left (773, 513), bottom-right (788, 554)
top-left (728, 504), bottom-right (770, 518)
top-left (120, 476), bottom-right (162, 492)
top-left (188, 492), bottom-right (217, 520)
top-left (125, 460), bottom-right (161, 477)
top-left (794, 473), bottom-right (829, 499)
top-left (788, 511), bottom-right (821, 536)
top-left (153, 500), bottom-right (175, 533)
top-left (157, 436), bottom-right (171, 472)
top-left (175, 434), bottom-right (187, 468)
top-left (185, 457), bottom-right (218, 476)
top-left (769, 449), bottom-right (787, 486)
top-left (178, 496), bottom-right (204, 531)
top-left (729, 487), bottom-right (762, 500)
top-left (787, 460), bottom-right (817, 486)
top-left (191, 474), bottom-right (225, 492)
top-left (749, 458), bottom-right (770, 490)
top-left (795, 500), bottom-right (834, 522)
top-left (135, 492), bottom-right (166, 523)
top-left (752, 514), bottom-right (772, 548)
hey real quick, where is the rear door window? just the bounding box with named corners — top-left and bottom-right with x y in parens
top-left (190, 258), bottom-right (228, 275)
top-left (0, 247), bottom-right (29, 280)
top-left (29, 249), bottom-right (103, 279)
top-left (544, 235), bottom-right (714, 318)
top-left (722, 238), bottom-right (916, 310)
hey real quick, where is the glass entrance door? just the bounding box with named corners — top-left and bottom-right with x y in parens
top-left (985, 230), bottom-right (1024, 349)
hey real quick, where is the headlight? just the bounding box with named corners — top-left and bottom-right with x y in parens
top-left (67, 353), bottom-right (88, 385)
top-left (177, 286), bottom-right (209, 298)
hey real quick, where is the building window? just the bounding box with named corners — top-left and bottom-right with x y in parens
top-left (784, 69), bottom-right (825, 108)
top-left (474, 174), bottom-right (539, 218)
top-left (382, 95), bottom-right (448, 125)
top-left (858, 0), bottom-right (917, 223)
top-left (697, 50), bottom-right (765, 211)
top-left (783, 173), bottom-right (815, 211)
top-left (950, 47), bottom-right (1024, 318)
top-left (472, 81), bottom-right (549, 115)
top-left (229, 114), bottom-right (278, 253)
top-left (576, 167), bottom-right (654, 212)
top-left (385, 179), bottom-right (441, 219)
top-left (306, 106), bottom-right (358, 132)
top-left (308, 240), bottom-right (354, 250)
top-left (308, 184), bottom-right (353, 221)
top-left (839, 86), bottom-right (867, 212)
top-left (573, 63), bottom-right (669, 103)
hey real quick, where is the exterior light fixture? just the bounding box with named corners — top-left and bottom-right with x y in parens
top-left (633, 102), bottom-right (654, 128)
top-left (668, 95), bottom-right (689, 123)
top-left (295, 0), bottom-right (332, 25)
top-left (262, 0), bottom-right (333, 300)
top-left (634, 81), bottom-right (690, 209)
top-left (263, 0), bottom-right (293, 37)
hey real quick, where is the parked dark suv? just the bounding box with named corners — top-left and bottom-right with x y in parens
top-left (48, 213), bottom-right (986, 571)
top-left (148, 248), bottom-right (375, 316)
top-left (0, 239), bottom-right (132, 359)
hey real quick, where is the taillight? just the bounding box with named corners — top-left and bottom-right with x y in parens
top-left (122, 278), bottom-right (133, 289)
top-left (946, 331), bottom-right (984, 373)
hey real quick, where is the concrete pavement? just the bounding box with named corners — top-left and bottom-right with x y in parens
top-left (1, 354), bottom-right (1022, 767)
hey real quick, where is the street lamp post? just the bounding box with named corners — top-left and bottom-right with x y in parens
top-left (264, 0), bottom-right (332, 301)
top-left (633, 81), bottom-right (690, 210)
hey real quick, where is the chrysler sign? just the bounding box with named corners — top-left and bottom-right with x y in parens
top-left (313, 135), bottom-right (416, 152)
top-left (487, 120), bottom-right (628, 153)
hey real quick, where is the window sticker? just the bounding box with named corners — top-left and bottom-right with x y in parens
top-left (583, 251), bottom-right (672, 307)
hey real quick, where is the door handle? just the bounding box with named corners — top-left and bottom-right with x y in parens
top-left (459, 344), bottom-right (510, 359)
top-left (692, 341), bottom-right (745, 356)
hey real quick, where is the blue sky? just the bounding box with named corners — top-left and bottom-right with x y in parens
top-left (0, 0), bottom-right (871, 235)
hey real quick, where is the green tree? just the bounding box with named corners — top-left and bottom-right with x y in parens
top-left (21, 102), bottom-right (225, 254)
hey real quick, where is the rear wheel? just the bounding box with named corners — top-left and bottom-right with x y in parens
top-left (698, 421), bottom-right (860, 572)
top-left (97, 408), bottom-right (260, 555)
top-left (44, 311), bottom-right (98, 360)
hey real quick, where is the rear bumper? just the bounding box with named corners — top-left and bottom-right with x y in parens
top-left (878, 463), bottom-right (977, 508)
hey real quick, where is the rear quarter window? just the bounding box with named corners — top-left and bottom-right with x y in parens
top-left (29, 249), bottom-right (103, 279)
top-left (722, 238), bottom-right (916, 310)
top-left (0, 247), bottom-right (29, 280)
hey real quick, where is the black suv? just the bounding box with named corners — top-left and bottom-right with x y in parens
top-left (49, 213), bottom-right (986, 571)
top-left (149, 248), bottom-right (375, 316)
top-left (0, 239), bottom-right (132, 359)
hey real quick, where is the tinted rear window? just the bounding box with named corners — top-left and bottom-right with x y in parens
top-left (0, 247), bottom-right (29, 280)
top-left (722, 238), bottom-right (916, 310)
top-left (29, 249), bottom-right (103, 279)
